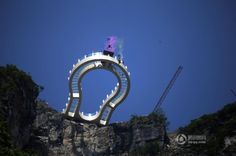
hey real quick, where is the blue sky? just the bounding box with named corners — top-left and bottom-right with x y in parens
top-left (1, 0), bottom-right (236, 131)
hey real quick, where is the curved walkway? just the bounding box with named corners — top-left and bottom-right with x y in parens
top-left (63, 52), bottom-right (131, 125)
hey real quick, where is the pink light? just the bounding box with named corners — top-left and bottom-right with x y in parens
top-left (104, 36), bottom-right (117, 52)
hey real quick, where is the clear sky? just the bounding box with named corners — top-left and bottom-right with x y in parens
top-left (1, 0), bottom-right (236, 131)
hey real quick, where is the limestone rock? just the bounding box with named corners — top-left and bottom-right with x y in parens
top-left (30, 101), bottom-right (165, 156)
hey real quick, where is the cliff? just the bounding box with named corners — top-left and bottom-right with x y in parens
top-left (0, 65), bottom-right (40, 155)
top-left (167, 101), bottom-right (236, 156)
top-left (27, 101), bottom-right (166, 156)
top-left (0, 65), bottom-right (166, 156)
top-left (1, 65), bottom-right (236, 156)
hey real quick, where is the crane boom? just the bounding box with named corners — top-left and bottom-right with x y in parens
top-left (230, 89), bottom-right (236, 97)
top-left (153, 66), bottom-right (183, 113)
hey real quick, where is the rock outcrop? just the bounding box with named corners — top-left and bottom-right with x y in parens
top-left (0, 65), bottom-right (166, 156)
top-left (1, 65), bottom-right (236, 156)
top-left (0, 65), bottom-right (39, 149)
top-left (29, 101), bottom-right (165, 156)
top-left (166, 101), bottom-right (236, 156)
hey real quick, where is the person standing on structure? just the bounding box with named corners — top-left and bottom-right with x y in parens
top-left (103, 36), bottom-right (117, 57)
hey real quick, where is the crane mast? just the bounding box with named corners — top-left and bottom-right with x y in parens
top-left (230, 89), bottom-right (236, 97)
top-left (153, 66), bottom-right (183, 113)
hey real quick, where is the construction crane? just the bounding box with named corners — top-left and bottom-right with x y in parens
top-left (153, 66), bottom-right (183, 113)
top-left (230, 89), bottom-right (236, 97)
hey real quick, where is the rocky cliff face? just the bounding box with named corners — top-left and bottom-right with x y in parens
top-left (166, 101), bottom-right (236, 156)
top-left (28, 101), bottom-right (165, 156)
top-left (1, 65), bottom-right (236, 156)
top-left (0, 65), bottom-right (166, 156)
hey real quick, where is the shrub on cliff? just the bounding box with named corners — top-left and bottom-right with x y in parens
top-left (0, 65), bottom-right (41, 156)
top-left (130, 108), bottom-right (169, 128)
top-left (0, 65), bottom-right (41, 98)
top-left (179, 101), bottom-right (236, 155)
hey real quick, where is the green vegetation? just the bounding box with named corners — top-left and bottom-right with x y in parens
top-left (179, 101), bottom-right (236, 155)
top-left (0, 65), bottom-right (40, 156)
top-left (0, 115), bottom-right (11, 149)
top-left (0, 64), bottom-right (42, 99)
top-left (130, 108), bottom-right (169, 129)
top-left (0, 115), bottom-right (36, 156)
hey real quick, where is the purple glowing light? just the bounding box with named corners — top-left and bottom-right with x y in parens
top-left (104, 36), bottom-right (117, 52)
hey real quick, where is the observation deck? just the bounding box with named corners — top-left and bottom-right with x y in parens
top-left (63, 52), bottom-right (131, 125)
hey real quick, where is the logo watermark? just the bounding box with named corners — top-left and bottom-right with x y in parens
top-left (175, 134), bottom-right (206, 145)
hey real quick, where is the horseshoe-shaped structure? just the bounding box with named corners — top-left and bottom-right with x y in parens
top-left (63, 52), bottom-right (130, 125)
